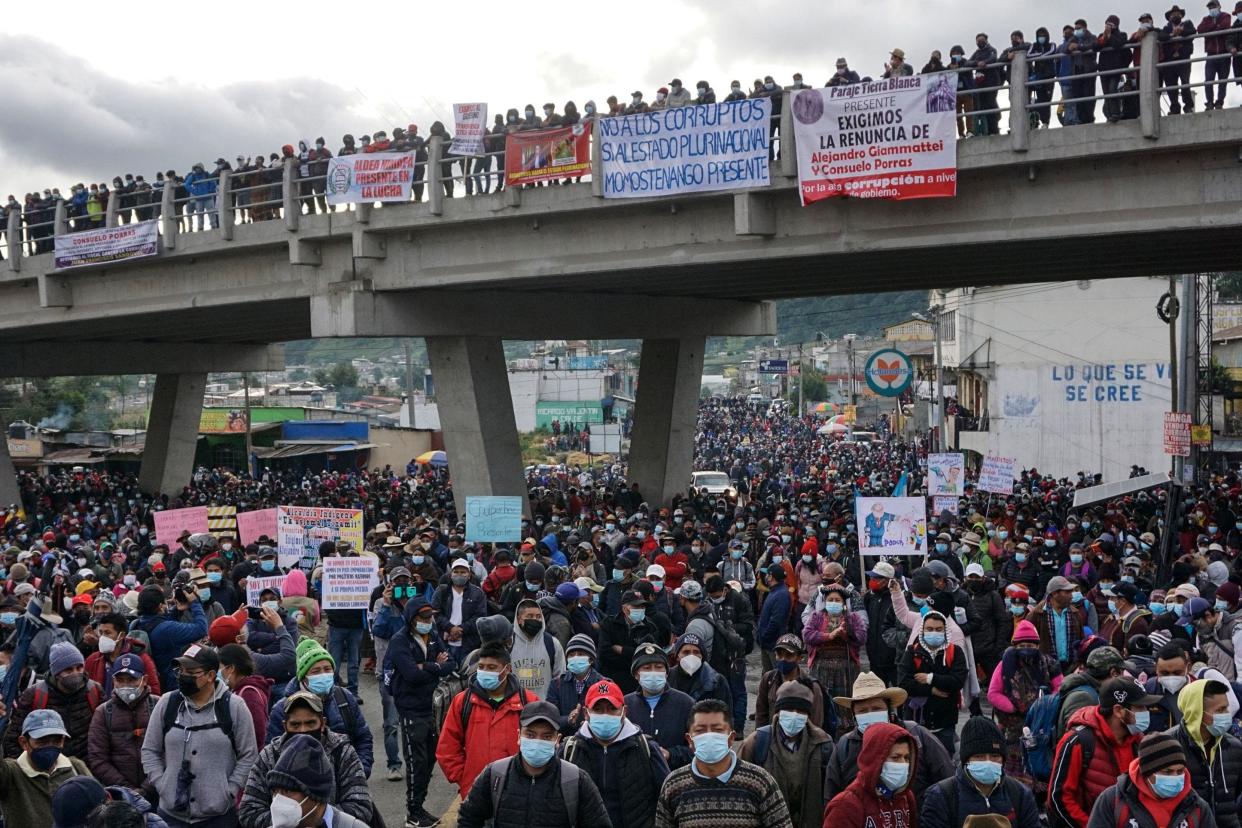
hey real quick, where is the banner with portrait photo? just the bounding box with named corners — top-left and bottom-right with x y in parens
top-left (504, 122), bottom-right (592, 186)
top-left (855, 496), bottom-right (927, 556)
top-left (791, 73), bottom-right (958, 204)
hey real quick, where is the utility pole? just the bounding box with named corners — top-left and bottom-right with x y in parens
top-left (930, 306), bottom-right (945, 452)
top-left (403, 340), bottom-right (416, 428)
top-left (242, 372), bottom-right (254, 478)
top-left (797, 342), bottom-right (804, 415)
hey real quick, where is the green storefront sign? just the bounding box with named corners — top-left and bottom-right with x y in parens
top-left (535, 401), bottom-right (604, 429)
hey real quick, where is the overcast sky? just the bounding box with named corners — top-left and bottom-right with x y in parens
top-left (0, 1), bottom-right (1196, 195)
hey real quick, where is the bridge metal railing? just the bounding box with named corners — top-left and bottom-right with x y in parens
top-left (0, 30), bottom-right (1232, 269)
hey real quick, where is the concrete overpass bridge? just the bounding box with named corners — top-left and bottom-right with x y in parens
top-left (3, 74), bottom-right (1241, 511)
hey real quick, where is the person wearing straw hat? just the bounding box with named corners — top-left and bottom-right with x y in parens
top-left (823, 671), bottom-right (954, 799)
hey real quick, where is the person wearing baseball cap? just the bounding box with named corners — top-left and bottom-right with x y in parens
top-left (1027, 575), bottom-right (1085, 670)
top-left (431, 557), bottom-right (488, 656)
top-left (556, 682), bottom-right (668, 828)
top-left (1100, 580), bottom-right (1151, 653)
top-left (144, 642), bottom-right (258, 826)
top-left (87, 653), bottom-right (154, 791)
top-left (598, 590), bottom-right (657, 694)
top-left (0, 708), bottom-right (90, 827)
top-left (1048, 677), bottom-right (1162, 827)
top-left (1089, 732), bottom-right (1214, 828)
top-left (457, 699), bottom-right (611, 828)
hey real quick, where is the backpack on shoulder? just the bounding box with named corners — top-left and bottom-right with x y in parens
top-left (488, 756), bottom-right (580, 828)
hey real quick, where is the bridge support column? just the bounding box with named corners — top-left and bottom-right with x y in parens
top-left (139, 373), bottom-right (207, 496)
top-left (0, 436), bottom-right (19, 510)
top-left (628, 337), bottom-right (705, 507)
top-left (425, 337), bottom-right (527, 516)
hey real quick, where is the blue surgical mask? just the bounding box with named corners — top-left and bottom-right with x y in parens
top-left (1151, 773), bottom-right (1185, 798)
top-left (998, 531), bottom-right (1008, 540)
top-left (935, 543), bottom-right (948, 553)
top-left (260, 560), bottom-right (276, 572)
top-left (415, 621), bottom-right (433, 635)
top-left (1044, 539), bottom-right (1056, 548)
top-left (629, 608), bottom-right (646, 623)
top-left (207, 572), bottom-right (222, 584)
top-left (1009, 605), bottom-right (1025, 616)
top-left (778, 711), bottom-right (808, 737)
top-left (823, 601), bottom-right (844, 615)
top-left (567, 655), bottom-right (591, 676)
top-left (306, 674), bottom-right (335, 695)
top-left (589, 713), bottom-right (622, 741)
top-left (525, 581), bottom-right (541, 593)
top-left (1217, 600), bottom-right (1230, 612)
top-left (611, 568), bottom-right (624, 582)
top-left (0, 612), bottom-right (17, 626)
top-left (1151, 602), bottom-right (1167, 615)
top-left (476, 669), bottom-right (502, 690)
top-left (1107, 599), bottom-right (1118, 615)
top-left (1208, 711), bottom-right (1233, 737)
top-left (1071, 591), bottom-right (1083, 603)
top-left (519, 737), bottom-right (557, 767)
top-left (692, 732), bottom-right (731, 763)
top-left (880, 761), bottom-right (910, 791)
top-left (1128, 710), bottom-right (1150, 734)
top-left (1070, 554), bottom-right (1082, 565)
top-left (966, 760), bottom-right (1002, 786)
top-left (639, 671), bottom-right (667, 694)
top-left (856, 710), bottom-right (888, 732)
top-left (411, 555), bottom-right (426, 566)
top-left (923, 632), bottom-right (946, 648)
top-left (1014, 553), bottom-right (1026, 563)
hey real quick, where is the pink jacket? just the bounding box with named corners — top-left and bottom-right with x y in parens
top-left (986, 658), bottom-right (1062, 713)
top-left (794, 559), bottom-right (822, 604)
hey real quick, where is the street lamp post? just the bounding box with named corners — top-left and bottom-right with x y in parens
top-left (912, 309), bottom-right (944, 452)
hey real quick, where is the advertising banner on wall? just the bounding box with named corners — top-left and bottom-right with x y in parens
top-left (54, 221), bottom-right (159, 270)
top-left (534, 401), bottom-right (604, 429)
top-left (598, 99), bottom-right (771, 198)
top-left (325, 152), bottom-right (416, 204)
top-left (855, 496), bottom-right (927, 556)
top-left (199, 409), bottom-right (248, 433)
top-left (504, 123), bottom-right (592, 187)
top-left (791, 73), bottom-right (958, 204)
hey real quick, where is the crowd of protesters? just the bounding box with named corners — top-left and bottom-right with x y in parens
top-left (5, 6), bottom-right (1242, 258)
top-left (0, 395), bottom-right (1239, 827)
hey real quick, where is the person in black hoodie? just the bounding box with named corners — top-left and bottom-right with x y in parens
top-left (898, 611), bottom-right (967, 757)
top-left (1097, 15), bottom-right (1133, 122)
top-left (428, 121), bottom-right (456, 198)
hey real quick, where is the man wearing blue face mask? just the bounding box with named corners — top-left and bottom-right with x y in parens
top-left (919, 716), bottom-right (1040, 828)
top-left (1089, 732), bottom-right (1216, 828)
top-left (560, 680), bottom-right (667, 828)
top-left (624, 643), bottom-right (694, 768)
top-left (598, 592), bottom-right (657, 694)
top-left (737, 681), bottom-right (830, 828)
top-left (1167, 679), bottom-right (1242, 825)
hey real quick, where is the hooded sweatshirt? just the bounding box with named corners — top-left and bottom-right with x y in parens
top-left (823, 722), bottom-right (918, 827)
top-left (1172, 678), bottom-right (1242, 828)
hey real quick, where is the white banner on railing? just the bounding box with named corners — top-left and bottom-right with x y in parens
top-left (598, 99), bottom-right (771, 198)
top-left (325, 152), bottom-right (416, 204)
top-left (54, 221), bottom-right (158, 270)
top-left (450, 103), bottom-right (489, 156)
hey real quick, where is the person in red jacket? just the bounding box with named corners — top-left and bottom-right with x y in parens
top-left (482, 550), bottom-right (517, 602)
top-left (652, 539), bottom-right (690, 591)
top-left (823, 721), bottom-right (918, 827)
top-left (1199, 0), bottom-right (1234, 108)
top-left (1048, 676), bottom-right (1162, 828)
top-left (435, 641), bottom-right (530, 799)
top-left (83, 614), bottom-right (160, 696)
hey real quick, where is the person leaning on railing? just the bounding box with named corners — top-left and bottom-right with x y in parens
top-left (1159, 5), bottom-right (1198, 114)
top-left (1098, 15), bottom-right (1134, 123)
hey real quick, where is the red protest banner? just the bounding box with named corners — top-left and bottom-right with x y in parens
top-left (505, 122), bottom-right (592, 187)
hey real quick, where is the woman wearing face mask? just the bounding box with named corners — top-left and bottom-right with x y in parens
top-left (823, 722), bottom-right (918, 828)
top-left (1086, 733), bottom-right (1215, 828)
top-left (802, 584), bottom-right (865, 717)
top-left (898, 611), bottom-right (967, 757)
top-left (986, 620), bottom-right (1062, 789)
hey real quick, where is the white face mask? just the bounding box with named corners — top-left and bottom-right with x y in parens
top-left (679, 654), bottom-right (703, 675)
top-left (1158, 675), bottom-right (1188, 694)
top-left (97, 635), bottom-right (117, 654)
top-left (269, 793), bottom-right (308, 828)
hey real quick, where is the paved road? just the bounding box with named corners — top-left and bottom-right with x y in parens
top-left (354, 652), bottom-right (768, 828)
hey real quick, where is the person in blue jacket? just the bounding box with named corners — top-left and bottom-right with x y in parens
top-left (540, 533), bottom-right (568, 567)
top-left (183, 161), bottom-right (218, 231)
top-left (265, 639), bottom-right (374, 777)
top-left (919, 716), bottom-right (1041, 828)
top-left (130, 585), bottom-right (208, 691)
top-left (546, 634), bottom-right (606, 734)
top-left (387, 594), bottom-right (454, 828)
top-left (757, 567), bottom-right (792, 671)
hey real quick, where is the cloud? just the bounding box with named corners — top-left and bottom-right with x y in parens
top-left (0, 34), bottom-right (380, 193)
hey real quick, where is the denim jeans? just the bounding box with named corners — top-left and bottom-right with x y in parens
top-left (328, 626), bottom-right (364, 693)
top-left (189, 195), bottom-right (216, 230)
top-left (381, 681), bottom-right (402, 769)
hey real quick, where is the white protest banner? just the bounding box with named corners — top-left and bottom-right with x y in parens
top-left (246, 576), bottom-right (286, 607)
top-left (791, 73), bottom-right (958, 204)
top-left (276, 506), bottom-right (365, 570)
top-left (598, 99), bottom-right (771, 198)
top-left (236, 508), bottom-right (278, 545)
top-left (153, 507), bottom-right (209, 545)
top-left (932, 495), bottom-right (959, 517)
top-left (450, 103), bottom-right (488, 156)
top-left (978, 455), bottom-right (1017, 495)
top-left (927, 453), bottom-right (965, 496)
top-left (1163, 411), bottom-right (1191, 457)
top-left (856, 496), bottom-right (927, 556)
top-left (54, 220), bottom-right (159, 270)
top-left (321, 556), bottom-right (380, 610)
top-left (325, 152), bottom-right (416, 205)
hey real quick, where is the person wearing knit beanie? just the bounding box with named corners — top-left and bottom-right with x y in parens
top-left (1011, 619), bottom-right (1039, 643)
top-left (48, 641), bottom-right (85, 680)
top-left (265, 733), bottom-right (336, 817)
top-left (920, 716), bottom-right (1042, 825)
top-left (1088, 731), bottom-right (1215, 827)
top-left (296, 640), bottom-right (337, 695)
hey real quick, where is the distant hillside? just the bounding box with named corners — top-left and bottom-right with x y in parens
top-left (776, 291), bottom-right (929, 343)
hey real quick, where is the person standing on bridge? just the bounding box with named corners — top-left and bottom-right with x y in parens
top-left (184, 162), bottom-right (218, 232)
top-left (969, 34), bottom-right (1003, 134)
top-left (1160, 5), bottom-right (1198, 113)
top-left (1199, 0), bottom-right (1235, 108)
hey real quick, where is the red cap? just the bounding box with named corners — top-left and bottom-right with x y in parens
top-left (209, 608), bottom-right (247, 647)
top-left (152, 561), bottom-right (166, 572)
top-left (71, 593), bottom-right (93, 607)
top-left (585, 679), bottom-right (624, 709)
top-left (42, 531), bottom-right (55, 543)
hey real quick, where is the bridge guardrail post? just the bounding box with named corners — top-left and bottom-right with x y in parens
top-left (1010, 52), bottom-right (1030, 153)
top-left (105, 190), bottom-right (118, 228)
top-left (218, 171), bottom-right (233, 240)
top-left (429, 136), bottom-right (444, 216)
top-left (161, 178), bottom-right (177, 250)
top-left (780, 91), bottom-right (796, 178)
top-left (591, 120), bottom-right (603, 197)
top-left (1140, 30), bottom-right (1160, 139)
top-left (6, 208), bottom-right (20, 272)
top-left (53, 199), bottom-right (67, 240)
top-left (283, 159), bottom-right (299, 232)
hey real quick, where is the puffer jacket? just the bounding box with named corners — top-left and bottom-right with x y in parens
top-left (823, 722), bottom-right (918, 828)
top-left (964, 580), bottom-right (1008, 657)
top-left (560, 719), bottom-right (668, 828)
top-left (265, 677), bottom-right (374, 777)
top-left (668, 661), bottom-right (732, 707)
top-left (2, 677), bottom-right (104, 759)
top-left (920, 767), bottom-right (1041, 828)
top-left (238, 730), bottom-right (372, 826)
top-left (1169, 680), bottom-right (1242, 828)
top-left (435, 675), bottom-right (530, 798)
top-left (87, 689), bottom-right (157, 788)
top-left (1048, 704), bottom-right (1141, 828)
top-left (1085, 763), bottom-right (1217, 828)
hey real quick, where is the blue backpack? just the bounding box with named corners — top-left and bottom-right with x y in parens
top-left (1022, 687), bottom-right (1068, 782)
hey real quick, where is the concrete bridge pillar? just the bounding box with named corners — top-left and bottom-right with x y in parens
top-left (0, 436), bottom-right (20, 510)
top-left (628, 337), bottom-right (706, 507)
top-left (138, 373), bottom-right (207, 496)
top-left (424, 337), bottom-right (528, 517)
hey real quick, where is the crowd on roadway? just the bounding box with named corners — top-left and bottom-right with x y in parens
top-left (6, 4), bottom-right (1242, 256)
top-left (0, 395), bottom-right (1240, 826)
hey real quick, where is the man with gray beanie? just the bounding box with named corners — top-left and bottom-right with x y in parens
top-left (738, 681), bottom-right (831, 828)
top-left (2, 640), bottom-right (102, 759)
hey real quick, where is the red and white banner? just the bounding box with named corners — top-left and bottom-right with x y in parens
top-left (504, 122), bottom-right (592, 187)
top-left (1164, 412), bottom-right (1192, 457)
top-left (792, 73), bottom-right (958, 204)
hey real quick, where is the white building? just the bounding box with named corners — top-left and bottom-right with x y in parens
top-left (941, 278), bottom-right (1176, 482)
